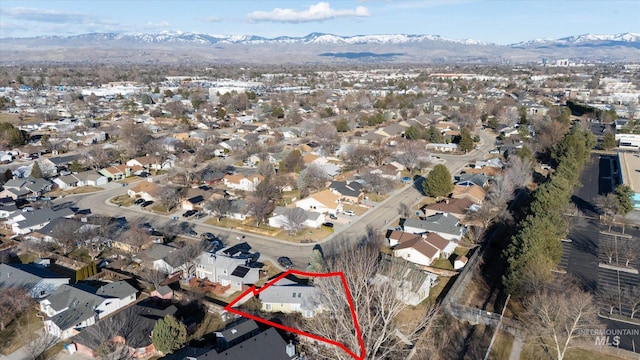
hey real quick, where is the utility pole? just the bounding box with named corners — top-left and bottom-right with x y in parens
top-left (484, 294), bottom-right (510, 360)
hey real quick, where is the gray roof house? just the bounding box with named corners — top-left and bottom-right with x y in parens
top-left (268, 206), bottom-right (324, 230)
top-left (194, 251), bottom-right (260, 292)
top-left (329, 180), bottom-right (364, 203)
top-left (8, 207), bottom-right (75, 234)
top-left (259, 279), bottom-right (322, 318)
top-left (402, 213), bottom-right (466, 241)
top-left (0, 263), bottom-right (69, 299)
top-left (40, 281), bottom-right (137, 340)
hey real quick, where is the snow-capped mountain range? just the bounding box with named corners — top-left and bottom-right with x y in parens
top-left (1, 31), bottom-right (639, 64)
top-left (17, 31), bottom-right (640, 46)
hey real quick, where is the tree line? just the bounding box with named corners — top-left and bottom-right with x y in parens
top-left (502, 124), bottom-right (596, 297)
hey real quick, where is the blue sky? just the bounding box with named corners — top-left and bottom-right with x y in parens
top-left (0, 1), bottom-right (638, 44)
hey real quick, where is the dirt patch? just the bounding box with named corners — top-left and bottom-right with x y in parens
top-left (47, 186), bottom-right (104, 196)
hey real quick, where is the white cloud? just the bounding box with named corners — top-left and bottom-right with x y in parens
top-left (146, 21), bottom-right (171, 29)
top-left (203, 16), bottom-right (222, 23)
top-left (247, 2), bottom-right (370, 23)
top-left (1, 7), bottom-right (86, 24)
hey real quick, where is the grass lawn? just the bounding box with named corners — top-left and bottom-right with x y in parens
top-left (17, 252), bottom-right (38, 264)
top-left (42, 341), bottom-right (67, 360)
top-left (189, 313), bottom-right (225, 341)
top-left (110, 194), bottom-right (135, 206)
top-left (426, 275), bottom-right (455, 305)
top-left (521, 344), bottom-right (628, 360)
top-left (432, 258), bottom-right (454, 271)
top-left (117, 176), bottom-right (143, 184)
top-left (46, 186), bottom-right (104, 197)
top-left (454, 246), bottom-right (472, 257)
top-left (150, 205), bottom-right (171, 214)
top-left (272, 226), bottom-right (334, 243)
top-left (366, 193), bottom-right (388, 202)
top-left (342, 203), bottom-right (368, 216)
top-left (0, 309), bottom-right (43, 355)
top-left (488, 331), bottom-right (514, 360)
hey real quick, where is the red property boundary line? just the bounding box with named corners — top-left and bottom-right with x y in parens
top-left (224, 269), bottom-right (366, 360)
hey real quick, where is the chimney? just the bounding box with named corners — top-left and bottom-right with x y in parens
top-left (286, 341), bottom-right (296, 357)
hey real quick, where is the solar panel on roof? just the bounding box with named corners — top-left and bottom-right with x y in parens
top-left (231, 266), bottom-right (250, 278)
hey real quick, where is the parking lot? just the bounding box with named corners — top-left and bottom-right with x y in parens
top-left (562, 153), bottom-right (640, 353)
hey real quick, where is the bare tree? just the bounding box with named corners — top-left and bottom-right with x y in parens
top-left (503, 155), bottom-right (532, 189)
top-left (303, 244), bottom-right (436, 359)
top-left (248, 195), bottom-right (274, 226)
top-left (359, 172), bottom-right (396, 195)
top-left (397, 202), bottom-right (411, 218)
top-left (600, 240), bottom-right (617, 264)
top-left (393, 139), bottom-right (427, 175)
top-left (141, 268), bottom-right (167, 290)
top-left (155, 185), bottom-right (184, 211)
top-left (205, 198), bottom-right (233, 221)
top-left (297, 164), bottom-right (329, 193)
top-left (51, 221), bottom-right (81, 255)
top-left (487, 175), bottom-right (515, 208)
top-left (0, 287), bottom-right (32, 331)
top-left (524, 284), bottom-right (598, 360)
top-left (313, 122), bottom-right (340, 156)
top-left (283, 207), bottom-right (308, 236)
top-left (620, 240), bottom-right (638, 267)
top-left (624, 286), bottom-right (640, 319)
top-left (598, 288), bottom-right (620, 316)
top-left (595, 193), bottom-right (618, 229)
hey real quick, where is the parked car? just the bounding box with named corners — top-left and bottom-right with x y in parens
top-left (134, 198), bottom-right (145, 205)
top-left (185, 229), bottom-right (198, 237)
top-left (194, 212), bottom-right (206, 219)
top-left (182, 210), bottom-right (197, 217)
top-left (322, 222), bottom-right (334, 228)
top-left (329, 213), bottom-right (338, 220)
top-left (141, 200), bottom-right (154, 208)
top-left (201, 232), bottom-right (216, 240)
top-left (343, 210), bottom-right (356, 216)
top-left (278, 256), bottom-right (293, 269)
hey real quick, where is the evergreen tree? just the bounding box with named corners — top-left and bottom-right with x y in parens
top-left (458, 128), bottom-right (474, 153)
top-left (307, 246), bottom-right (326, 273)
top-left (151, 315), bottom-right (187, 355)
top-left (614, 184), bottom-right (634, 216)
top-left (423, 164), bottom-right (454, 198)
top-left (69, 160), bottom-right (83, 173)
top-left (30, 161), bottom-right (43, 178)
top-left (601, 131), bottom-right (617, 150)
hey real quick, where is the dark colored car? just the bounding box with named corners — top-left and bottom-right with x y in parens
top-left (185, 229), bottom-right (198, 237)
top-left (278, 256), bottom-right (293, 269)
top-left (134, 198), bottom-right (145, 205)
top-left (141, 200), bottom-right (154, 208)
top-left (195, 212), bottom-right (206, 219)
top-left (201, 232), bottom-right (216, 240)
top-left (329, 213), bottom-right (338, 220)
top-left (322, 222), bottom-right (334, 228)
top-left (182, 210), bottom-right (197, 217)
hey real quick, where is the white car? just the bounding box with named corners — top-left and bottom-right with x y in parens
top-left (343, 210), bottom-right (356, 216)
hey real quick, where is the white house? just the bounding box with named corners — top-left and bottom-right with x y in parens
top-left (259, 279), bottom-right (323, 318)
top-left (268, 206), bottom-right (324, 230)
top-left (222, 173), bottom-right (264, 192)
top-left (372, 256), bottom-right (438, 306)
top-left (294, 190), bottom-right (342, 215)
top-left (40, 281), bottom-right (137, 340)
top-left (194, 251), bottom-right (260, 292)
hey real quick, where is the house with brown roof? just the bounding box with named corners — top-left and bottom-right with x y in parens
top-left (222, 173), bottom-right (264, 192)
top-left (391, 232), bottom-right (457, 267)
top-left (423, 198), bottom-right (476, 219)
top-left (126, 155), bottom-right (173, 171)
top-left (294, 189), bottom-right (342, 215)
top-left (99, 164), bottom-right (142, 181)
top-left (451, 184), bottom-right (486, 205)
top-left (127, 180), bottom-right (159, 201)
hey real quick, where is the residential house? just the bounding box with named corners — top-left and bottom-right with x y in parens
top-left (40, 281), bottom-right (137, 339)
top-left (456, 173), bottom-right (490, 188)
top-left (402, 213), bottom-right (466, 241)
top-left (372, 255), bottom-right (438, 306)
top-left (126, 155), bottom-right (173, 171)
top-left (329, 181), bottom-right (365, 203)
top-left (295, 189), bottom-right (342, 215)
top-left (374, 123), bottom-right (409, 138)
top-left (194, 250), bottom-right (260, 292)
top-left (222, 173), bottom-right (264, 192)
top-left (260, 279), bottom-right (323, 318)
top-left (422, 198), bottom-right (477, 220)
top-left (213, 319), bottom-right (261, 352)
top-left (138, 243), bottom-right (192, 275)
top-left (127, 180), bottom-right (159, 201)
top-left (0, 198), bottom-right (19, 219)
top-left (426, 143), bottom-right (458, 153)
top-left (366, 164), bottom-right (402, 181)
top-left (180, 187), bottom-right (218, 211)
top-left (172, 326), bottom-right (297, 360)
top-left (392, 234), bottom-right (440, 267)
top-left (268, 206), bottom-right (324, 230)
top-left (99, 164), bottom-right (140, 181)
top-left (6, 207), bottom-right (76, 235)
top-left (0, 263), bottom-right (70, 299)
top-left (0, 176), bottom-right (52, 200)
top-left (73, 300), bottom-right (179, 358)
top-left (451, 184), bottom-right (486, 205)
top-left (40, 154), bottom-right (83, 176)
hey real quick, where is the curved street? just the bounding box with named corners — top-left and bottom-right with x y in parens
top-left (70, 128), bottom-right (496, 268)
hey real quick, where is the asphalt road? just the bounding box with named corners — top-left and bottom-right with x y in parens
top-left (67, 128), bottom-right (496, 268)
